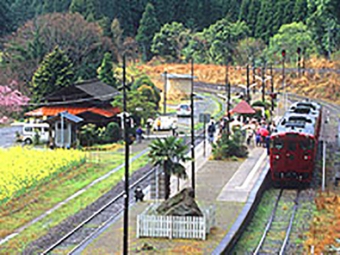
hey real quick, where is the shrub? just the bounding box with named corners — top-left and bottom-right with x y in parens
top-left (212, 131), bottom-right (248, 160)
top-left (102, 122), bottom-right (121, 142)
top-left (79, 124), bottom-right (98, 146)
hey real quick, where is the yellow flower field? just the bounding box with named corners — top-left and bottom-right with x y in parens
top-left (0, 146), bottom-right (85, 203)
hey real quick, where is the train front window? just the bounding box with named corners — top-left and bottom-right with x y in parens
top-left (287, 141), bottom-right (296, 151)
top-left (300, 139), bottom-right (314, 150)
top-left (272, 138), bottom-right (284, 149)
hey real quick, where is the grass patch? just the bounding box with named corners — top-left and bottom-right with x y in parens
top-left (0, 150), bottom-right (150, 254)
top-left (232, 189), bottom-right (280, 253)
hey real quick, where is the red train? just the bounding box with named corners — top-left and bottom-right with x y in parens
top-left (269, 100), bottom-right (322, 186)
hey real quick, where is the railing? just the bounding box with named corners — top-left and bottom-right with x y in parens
top-left (137, 203), bottom-right (215, 240)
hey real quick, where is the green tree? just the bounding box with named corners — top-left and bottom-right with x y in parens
top-left (151, 22), bottom-right (190, 61)
top-left (136, 3), bottom-right (160, 62)
top-left (132, 74), bottom-right (160, 108)
top-left (183, 18), bottom-right (249, 64)
top-left (293, 0), bottom-right (308, 22)
top-left (268, 22), bottom-right (317, 63)
top-left (32, 46), bottom-right (74, 102)
top-left (97, 52), bottom-right (117, 88)
top-left (247, 0), bottom-right (261, 36)
top-left (235, 37), bottom-right (266, 65)
top-left (255, 0), bottom-right (275, 42)
top-left (148, 136), bottom-right (190, 199)
top-left (307, 0), bottom-right (340, 57)
top-left (0, 0), bottom-right (13, 36)
top-left (111, 90), bottom-right (157, 124)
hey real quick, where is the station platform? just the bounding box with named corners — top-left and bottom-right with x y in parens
top-left (80, 137), bottom-right (269, 254)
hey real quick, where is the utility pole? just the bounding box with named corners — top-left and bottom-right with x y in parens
top-left (270, 64), bottom-right (274, 112)
top-left (246, 64), bottom-right (250, 103)
top-left (261, 59), bottom-right (266, 102)
top-left (281, 49), bottom-right (286, 111)
top-left (190, 58), bottom-right (195, 197)
top-left (327, 23), bottom-right (331, 60)
top-left (297, 47), bottom-right (301, 77)
top-left (252, 57), bottom-right (256, 94)
top-left (122, 55), bottom-right (130, 255)
top-left (226, 61), bottom-right (231, 139)
top-left (163, 71), bottom-right (167, 114)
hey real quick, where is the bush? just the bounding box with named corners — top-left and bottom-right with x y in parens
top-left (102, 122), bottom-right (121, 143)
top-left (212, 131), bottom-right (248, 160)
top-left (79, 124), bottom-right (98, 146)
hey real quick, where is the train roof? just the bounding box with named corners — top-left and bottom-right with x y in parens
top-left (271, 112), bottom-right (317, 137)
top-left (289, 100), bottom-right (321, 112)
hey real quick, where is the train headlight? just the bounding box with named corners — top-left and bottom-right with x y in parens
top-left (275, 155), bottom-right (280, 160)
top-left (304, 155), bottom-right (311, 160)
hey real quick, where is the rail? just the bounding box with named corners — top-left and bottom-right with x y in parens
top-left (41, 129), bottom-right (206, 254)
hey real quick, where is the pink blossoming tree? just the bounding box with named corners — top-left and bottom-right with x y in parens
top-left (0, 81), bottom-right (30, 124)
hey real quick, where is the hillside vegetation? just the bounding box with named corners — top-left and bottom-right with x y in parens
top-left (139, 57), bottom-right (340, 104)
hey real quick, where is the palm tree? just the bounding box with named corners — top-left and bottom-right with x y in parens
top-left (148, 136), bottom-right (190, 199)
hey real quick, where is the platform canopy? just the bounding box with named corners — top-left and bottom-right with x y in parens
top-left (230, 100), bottom-right (256, 114)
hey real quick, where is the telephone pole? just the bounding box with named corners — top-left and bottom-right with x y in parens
top-left (190, 58), bottom-right (195, 197)
top-left (122, 55), bottom-right (130, 255)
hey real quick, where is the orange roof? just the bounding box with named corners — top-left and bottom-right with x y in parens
top-left (25, 106), bottom-right (120, 118)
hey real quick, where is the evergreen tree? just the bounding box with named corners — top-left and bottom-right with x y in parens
top-left (136, 3), bottom-right (160, 62)
top-left (10, 0), bottom-right (34, 28)
top-left (293, 0), bottom-right (308, 22)
top-left (255, 0), bottom-right (275, 42)
top-left (32, 46), bottom-right (74, 102)
top-left (69, 0), bottom-right (86, 16)
top-left (247, 0), bottom-right (261, 37)
top-left (239, 0), bottom-right (250, 22)
top-left (0, 0), bottom-right (13, 36)
top-left (97, 52), bottom-right (116, 87)
top-left (221, 0), bottom-right (241, 22)
top-left (151, 22), bottom-right (190, 61)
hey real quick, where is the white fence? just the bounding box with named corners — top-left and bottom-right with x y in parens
top-left (137, 203), bottom-right (216, 240)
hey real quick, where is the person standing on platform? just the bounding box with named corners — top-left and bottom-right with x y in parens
top-left (208, 122), bottom-right (216, 143)
top-left (136, 126), bottom-right (144, 143)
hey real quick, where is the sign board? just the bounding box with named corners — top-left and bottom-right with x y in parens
top-left (199, 113), bottom-right (210, 123)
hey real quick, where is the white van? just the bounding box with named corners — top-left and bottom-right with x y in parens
top-left (21, 123), bottom-right (50, 145)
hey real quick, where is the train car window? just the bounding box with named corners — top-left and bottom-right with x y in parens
top-left (300, 140), bottom-right (313, 150)
top-left (272, 138), bottom-right (284, 149)
top-left (288, 141), bottom-right (296, 151)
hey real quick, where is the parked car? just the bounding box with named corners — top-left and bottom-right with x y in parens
top-left (176, 103), bottom-right (191, 117)
top-left (153, 116), bottom-right (176, 131)
top-left (21, 123), bottom-right (49, 144)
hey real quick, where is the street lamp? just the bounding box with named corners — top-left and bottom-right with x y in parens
top-left (190, 58), bottom-right (195, 197)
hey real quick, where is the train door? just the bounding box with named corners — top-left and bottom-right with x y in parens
top-left (270, 136), bottom-right (285, 180)
top-left (298, 136), bottom-right (315, 181)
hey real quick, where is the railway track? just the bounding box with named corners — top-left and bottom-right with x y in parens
top-left (41, 129), bottom-right (207, 254)
top-left (254, 189), bottom-right (300, 255)
top-left (42, 167), bottom-right (155, 254)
